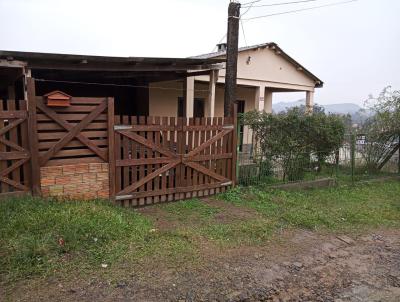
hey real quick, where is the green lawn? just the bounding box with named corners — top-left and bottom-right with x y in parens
top-left (1, 180), bottom-right (399, 285)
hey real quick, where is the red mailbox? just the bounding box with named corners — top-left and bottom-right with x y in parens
top-left (44, 90), bottom-right (72, 107)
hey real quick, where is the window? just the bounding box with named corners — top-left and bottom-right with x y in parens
top-left (177, 97), bottom-right (205, 118)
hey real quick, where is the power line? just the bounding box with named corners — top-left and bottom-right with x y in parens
top-left (240, 19), bottom-right (248, 46)
top-left (240, 0), bottom-right (257, 16)
top-left (242, 0), bottom-right (327, 8)
top-left (241, 0), bottom-right (262, 6)
top-left (212, 0), bottom-right (254, 52)
top-left (242, 0), bottom-right (358, 21)
top-left (35, 78), bottom-right (211, 93)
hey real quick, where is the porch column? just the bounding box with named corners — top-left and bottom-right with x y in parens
top-left (264, 90), bottom-right (273, 113)
top-left (184, 76), bottom-right (194, 117)
top-left (205, 70), bottom-right (218, 117)
top-left (255, 84), bottom-right (265, 111)
top-left (306, 90), bottom-right (314, 113)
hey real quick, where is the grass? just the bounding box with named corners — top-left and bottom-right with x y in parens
top-left (162, 198), bottom-right (220, 222)
top-left (218, 180), bottom-right (400, 231)
top-left (0, 197), bottom-right (193, 283)
top-left (1, 180), bottom-right (399, 285)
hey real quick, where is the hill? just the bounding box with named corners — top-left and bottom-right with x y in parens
top-left (272, 99), bottom-right (362, 115)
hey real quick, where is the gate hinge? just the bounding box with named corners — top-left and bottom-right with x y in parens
top-left (221, 181), bottom-right (233, 186)
top-left (115, 194), bottom-right (134, 201)
top-left (114, 125), bottom-right (133, 130)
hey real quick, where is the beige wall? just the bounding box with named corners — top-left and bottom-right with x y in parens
top-left (195, 47), bottom-right (316, 91)
top-left (236, 47), bottom-right (315, 87)
top-left (149, 81), bottom-right (182, 117)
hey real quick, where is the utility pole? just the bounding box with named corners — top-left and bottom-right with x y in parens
top-left (224, 1), bottom-right (241, 117)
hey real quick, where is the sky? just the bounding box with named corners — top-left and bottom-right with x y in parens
top-left (1, 0), bottom-right (399, 106)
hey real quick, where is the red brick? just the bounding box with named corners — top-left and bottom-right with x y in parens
top-left (41, 177), bottom-right (55, 186)
top-left (41, 166), bottom-right (63, 177)
top-left (48, 185), bottom-right (63, 196)
top-left (83, 193), bottom-right (97, 200)
top-left (97, 189), bottom-right (109, 199)
top-left (96, 172), bottom-right (108, 181)
top-left (55, 175), bottom-right (74, 185)
top-left (41, 187), bottom-right (50, 196)
top-left (62, 165), bottom-right (76, 175)
top-left (101, 163), bottom-right (109, 172)
top-left (74, 164), bottom-right (89, 173)
top-left (89, 163), bottom-right (102, 172)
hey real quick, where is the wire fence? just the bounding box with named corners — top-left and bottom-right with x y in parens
top-left (237, 124), bottom-right (400, 187)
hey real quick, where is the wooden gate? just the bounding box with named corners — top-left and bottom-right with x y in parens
top-left (112, 114), bottom-right (237, 206)
top-left (0, 99), bottom-right (31, 197)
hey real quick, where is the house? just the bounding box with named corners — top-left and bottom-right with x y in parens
top-left (148, 42), bottom-right (323, 151)
top-left (0, 44), bottom-right (322, 204)
top-left (148, 42), bottom-right (323, 119)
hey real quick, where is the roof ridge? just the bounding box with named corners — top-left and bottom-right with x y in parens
top-left (190, 42), bottom-right (274, 59)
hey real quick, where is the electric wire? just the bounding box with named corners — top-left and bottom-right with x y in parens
top-left (240, 0), bottom-right (262, 5)
top-left (35, 78), bottom-right (211, 92)
top-left (242, 0), bottom-right (358, 21)
top-left (242, 0), bottom-right (327, 8)
top-left (240, 19), bottom-right (248, 47)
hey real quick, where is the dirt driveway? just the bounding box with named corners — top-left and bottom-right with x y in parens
top-left (6, 228), bottom-right (400, 302)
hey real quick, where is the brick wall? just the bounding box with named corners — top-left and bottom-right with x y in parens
top-left (40, 163), bottom-right (109, 200)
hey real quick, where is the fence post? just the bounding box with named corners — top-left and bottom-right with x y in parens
top-left (26, 77), bottom-right (41, 196)
top-left (335, 149), bottom-right (340, 179)
top-left (107, 97), bottom-right (116, 202)
top-left (398, 133), bottom-right (400, 175)
top-left (231, 103), bottom-right (238, 186)
top-left (350, 132), bottom-right (356, 184)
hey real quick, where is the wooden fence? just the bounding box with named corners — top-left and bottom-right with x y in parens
top-left (0, 82), bottom-right (237, 206)
top-left (0, 99), bottom-right (31, 197)
top-left (112, 114), bottom-right (237, 206)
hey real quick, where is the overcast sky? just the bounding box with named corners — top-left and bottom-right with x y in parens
top-left (1, 0), bottom-right (399, 106)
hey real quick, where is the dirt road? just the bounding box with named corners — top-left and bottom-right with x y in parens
top-left (6, 229), bottom-right (400, 302)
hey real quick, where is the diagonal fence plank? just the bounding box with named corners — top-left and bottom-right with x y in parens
top-left (186, 128), bottom-right (232, 157)
top-left (117, 159), bottom-right (180, 196)
top-left (118, 130), bottom-right (177, 158)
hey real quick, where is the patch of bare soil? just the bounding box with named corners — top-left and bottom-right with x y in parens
top-left (4, 229), bottom-right (400, 302)
top-left (203, 198), bottom-right (262, 224)
top-left (137, 205), bottom-right (178, 231)
top-left (136, 198), bottom-right (261, 230)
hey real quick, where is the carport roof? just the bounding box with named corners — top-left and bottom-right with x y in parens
top-left (0, 50), bottom-right (225, 72)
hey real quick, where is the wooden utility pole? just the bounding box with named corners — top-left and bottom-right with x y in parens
top-left (224, 1), bottom-right (241, 117)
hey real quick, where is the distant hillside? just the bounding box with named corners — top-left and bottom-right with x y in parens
top-left (272, 99), bottom-right (362, 115)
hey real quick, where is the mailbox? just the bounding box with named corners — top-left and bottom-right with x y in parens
top-left (44, 90), bottom-right (72, 107)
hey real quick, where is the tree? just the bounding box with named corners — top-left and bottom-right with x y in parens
top-left (360, 87), bottom-right (400, 171)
